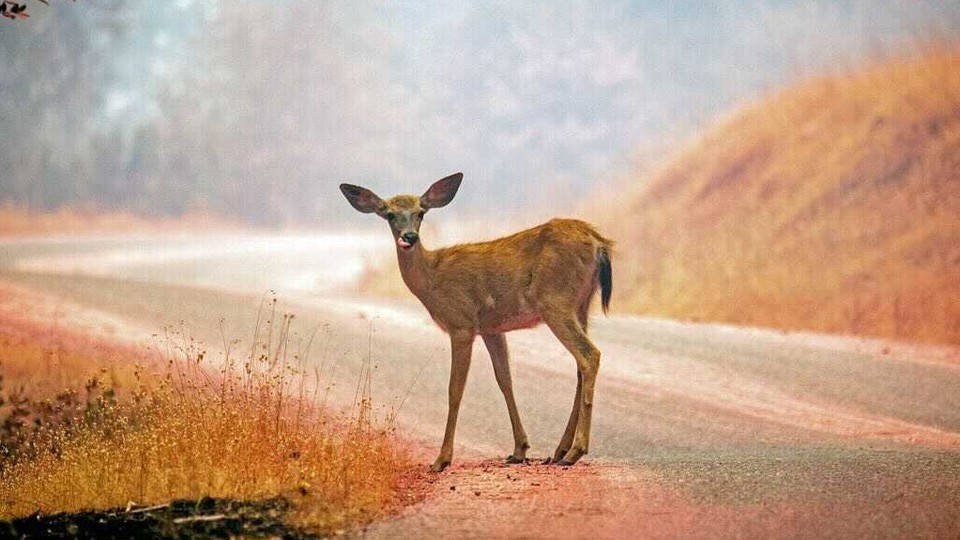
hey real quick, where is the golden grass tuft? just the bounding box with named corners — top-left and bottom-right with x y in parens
top-left (0, 301), bottom-right (413, 535)
top-left (597, 46), bottom-right (960, 344)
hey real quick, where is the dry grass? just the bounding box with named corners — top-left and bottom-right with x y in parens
top-left (0, 326), bottom-right (142, 403)
top-left (0, 300), bottom-right (413, 535)
top-left (595, 47), bottom-right (960, 344)
top-left (0, 202), bottom-right (238, 237)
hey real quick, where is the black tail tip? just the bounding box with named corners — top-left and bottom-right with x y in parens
top-left (597, 247), bottom-right (612, 315)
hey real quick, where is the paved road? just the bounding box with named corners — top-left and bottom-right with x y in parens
top-left (2, 234), bottom-right (959, 538)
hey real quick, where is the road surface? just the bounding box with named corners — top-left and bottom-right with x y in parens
top-left (1, 233), bottom-right (958, 539)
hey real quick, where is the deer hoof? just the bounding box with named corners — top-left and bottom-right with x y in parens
top-left (558, 447), bottom-right (586, 466)
top-left (430, 458), bottom-right (450, 473)
top-left (552, 448), bottom-right (569, 463)
top-left (505, 454), bottom-right (526, 464)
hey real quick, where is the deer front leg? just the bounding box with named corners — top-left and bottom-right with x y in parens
top-left (432, 330), bottom-right (475, 472)
top-left (482, 333), bottom-right (529, 463)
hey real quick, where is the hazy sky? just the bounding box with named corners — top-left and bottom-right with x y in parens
top-left (10, 0), bottom-right (960, 223)
top-left (284, 0), bottom-right (959, 220)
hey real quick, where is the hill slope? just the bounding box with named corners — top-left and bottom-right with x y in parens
top-left (602, 49), bottom-right (960, 344)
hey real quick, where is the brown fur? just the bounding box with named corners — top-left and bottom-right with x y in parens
top-left (400, 219), bottom-right (611, 334)
top-left (340, 174), bottom-right (613, 471)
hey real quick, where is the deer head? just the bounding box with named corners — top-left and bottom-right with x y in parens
top-left (339, 173), bottom-right (463, 251)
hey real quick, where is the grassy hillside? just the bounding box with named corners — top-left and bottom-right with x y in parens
top-left (601, 48), bottom-right (960, 344)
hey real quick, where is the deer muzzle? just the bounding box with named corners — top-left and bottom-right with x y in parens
top-left (398, 231), bottom-right (419, 249)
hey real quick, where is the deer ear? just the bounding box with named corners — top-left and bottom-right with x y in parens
top-left (420, 173), bottom-right (463, 209)
top-left (340, 184), bottom-right (386, 215)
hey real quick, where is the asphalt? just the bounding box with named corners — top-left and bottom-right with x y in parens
top-left (2, 235), bottom-right (958, 538)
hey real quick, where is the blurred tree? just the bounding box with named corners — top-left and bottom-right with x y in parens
top-left (152, 4), bottom-right (357, 225)
top-left (1, 1), bottom-right (76, 21)
top-left (1, 1), bottom-right (31, 20)
top-left (0, 1), bottom-right (128, 210)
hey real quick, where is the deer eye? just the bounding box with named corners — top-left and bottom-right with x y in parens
top-left (385, 212), bottom-right (396, 220)
top-left (417, 211), bottom-right (426, 219)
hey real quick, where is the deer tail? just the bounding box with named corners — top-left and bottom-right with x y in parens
top-left (596, 246), bottom-right (612, 315)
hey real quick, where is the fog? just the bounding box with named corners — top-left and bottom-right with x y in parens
top-left (7, 232), bottom-right (384, 293)
top-left (2, 0), bottom-right (958, 227)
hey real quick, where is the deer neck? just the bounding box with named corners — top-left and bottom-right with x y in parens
top-left (396, 242), bottom-right (435, 301)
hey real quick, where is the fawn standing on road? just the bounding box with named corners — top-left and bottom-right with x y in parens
top-left (339, 173), bottom-right (613, 472)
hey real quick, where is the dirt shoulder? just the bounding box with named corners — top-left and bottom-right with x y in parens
top-left (357, 453), bottom-right (960, 540)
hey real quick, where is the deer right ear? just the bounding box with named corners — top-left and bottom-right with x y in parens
top-left (340, 184), bottom-right (386, 215)
top-left (420, 172), bottom-right (463, 209)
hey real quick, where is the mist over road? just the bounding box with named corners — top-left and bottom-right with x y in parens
top-left (2, 233), bottom-right (958, 538)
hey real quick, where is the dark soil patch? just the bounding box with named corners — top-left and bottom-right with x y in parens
top-left (1, 496), bottom-right (317, 539)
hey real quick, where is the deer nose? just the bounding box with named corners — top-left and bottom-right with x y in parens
top-left (401, 231), bottom-right (419, 245)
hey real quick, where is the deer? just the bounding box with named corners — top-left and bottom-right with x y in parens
top-left (339, 173), bottom-right (612, 472)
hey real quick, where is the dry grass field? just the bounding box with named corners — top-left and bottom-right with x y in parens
top-left (0, 299), bottom-right (413, 536)
top-left (598, 47), bottom-right (960, 344)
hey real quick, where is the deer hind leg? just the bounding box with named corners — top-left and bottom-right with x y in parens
top-left (553, 369), bottom-right (582, 462)
top-left (432, 330), bottom-right (475, 472)
top-left (577, 287), bottom-right (596, 330)
top-left (542, 312), bottom-right (600, 466)
top-left (553, 296), bottom-right (592, 461)
top-left (482, 333), bottom-right (530, 463)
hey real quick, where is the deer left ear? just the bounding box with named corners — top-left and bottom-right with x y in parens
top-left (420, 173), bottom-right (463, 209)
top-left (340, 183), bottom-right (386, 215)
